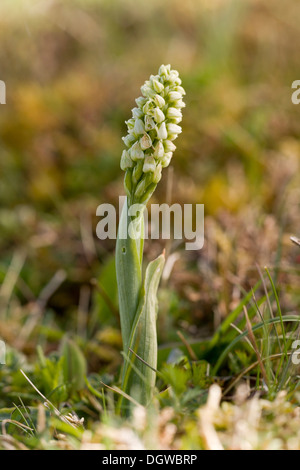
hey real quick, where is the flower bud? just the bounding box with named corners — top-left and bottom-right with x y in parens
top-left (141, 84), bottom-right (156, 99)
top-left (120, 150), bottom-right (133, 170)
top-left (169, 116), bottom-right (182, 125)
top-left (167, 133), bottom-right (177, 142)
top-left (173, 99), bottom-right (186, 109)
top-left (168, 91), bottom-right (182, 101)
top-left (139, 183), bottom-right (157, 204)
top-left (160, 152), bottom-right (172, 168)
top-left (133, 118), bottom-right (145, 135)
top-left (174, 86), bottom-right (186, 95)
top-left (132, 107), bottom-right (144, 119)
top-left (153, 140), bottom-right (164, 158)
top-left (135, 96), bottom-right (147, 108)
top-left (143, 100), bottom-right (155, 115)
top-left (151, 77), bottom-right (164, 93)
top-left (134, 174), bottom-right (152, 199)
top-left (168, 70), bottom-right (180, 83)
top-left (140, 133), bottom-right (152, 150)
top-left (167, 123), bottom-right (182, 135)
top-left (158, 64), bottom-right (171, 78)
top-left (130, 141), bottom-right (144, 161)
top-left (156, 122), bottom-right (168, 140)
top-left (153, 163), bottom-right (162, 184)
top-left (164, 140), bottom-right (176, 152)
top-left (132, 160), bottom-right (144, 184)
top-left (122, 134), bottom-right (136, 148)
top-left (164, 85), bottom-right (170, 96)
top-left (143, 155), bottom-right (156, 173)
top-left (166, 107), bottom-right (182, 119)
top-left (153, 107), bottom-right (165, 124)
top-left (173, 77), bottom-right (182, 86)
top-left (154, 94), bottom-right (165, 108)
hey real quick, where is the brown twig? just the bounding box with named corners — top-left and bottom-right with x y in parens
top-left (291, 236), bottom-right (300, 247)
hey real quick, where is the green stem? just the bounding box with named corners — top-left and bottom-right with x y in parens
top-left (116, 197), bottom-right (164, 410)
top-left (116, 198), bottom-right (143, 356)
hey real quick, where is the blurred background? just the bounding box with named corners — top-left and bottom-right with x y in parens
top-left (0, 0), bottom-right (299, 376)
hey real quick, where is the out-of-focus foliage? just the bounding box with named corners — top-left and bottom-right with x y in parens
top-left (0, 0), bottom-right (299, 338)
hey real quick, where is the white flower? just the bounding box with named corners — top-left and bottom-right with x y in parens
top-left (145, 115), bottom-right (155, 131)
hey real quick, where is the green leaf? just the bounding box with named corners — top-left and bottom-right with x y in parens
top-left (120, 252), bottom-right (165, 408)
top-left (60, 337), bottom-right (87, 394)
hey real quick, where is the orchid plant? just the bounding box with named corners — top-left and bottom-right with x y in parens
top-left (116, 65), bottom-right (185, 409)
